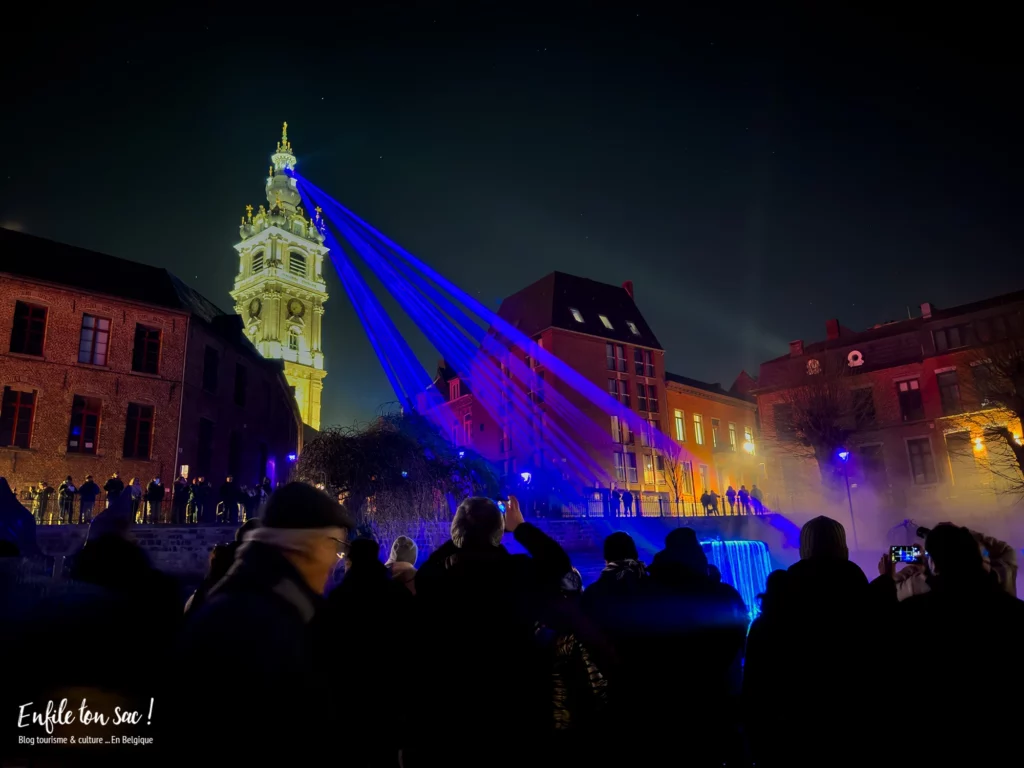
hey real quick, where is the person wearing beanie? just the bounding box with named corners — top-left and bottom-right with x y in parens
top-left (409, 496), bottom-right (571, 767)
top-left (386, 535), bottom-right (419, 595)
top-left (799, 515), bottom-right (849, 560)
top-left (174, 482), bottom-right (351, 759)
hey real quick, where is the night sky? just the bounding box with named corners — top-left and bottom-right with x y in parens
top-left (3, 9), bottom-right (1020, 429)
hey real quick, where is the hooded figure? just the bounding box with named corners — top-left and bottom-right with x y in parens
top-left (385, 535), bottom-right (419, 595)
top-left (0, 478), bottom-right (39, 557)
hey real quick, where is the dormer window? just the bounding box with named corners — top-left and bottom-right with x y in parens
top-left (599, 315), bottom-right (613, 330)
top-left (626, 321), bottom-right (640, 336)
top-left (570, 308), bottom-right (584, 323)
top-left (449, 380), bottom-right (461, 400)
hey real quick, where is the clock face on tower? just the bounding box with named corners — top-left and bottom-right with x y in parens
top-left (248, 298), bottom-right (262, 318)
top-left (288, 298), bottom-right (305, 318)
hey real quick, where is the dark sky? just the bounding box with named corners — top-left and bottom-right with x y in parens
top-left (3, 8), bottom-right (1020, 428)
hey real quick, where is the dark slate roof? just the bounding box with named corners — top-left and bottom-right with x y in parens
top-left (0, 227), bottom-right (276, 368)
top-left (496, 271), bottom-right (662, 349)
top-left (0, 227), bottom-right (230, 317)
top-left (665, 371), bottom-right (739, 399)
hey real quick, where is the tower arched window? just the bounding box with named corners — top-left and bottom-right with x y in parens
top-left (288, 329), bottom-right (300, 352)
top-left (251, 250), bottom-right (264, 274)
top-left (289, 252), bottom-right (307, 278)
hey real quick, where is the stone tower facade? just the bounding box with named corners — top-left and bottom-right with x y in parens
top-left (230, 123), bottom-right (329, 431)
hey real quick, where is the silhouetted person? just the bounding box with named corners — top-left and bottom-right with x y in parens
top-left (725, 485), bottom-right (736, 515)
top-left (738, 484), bottom-right (750, 515)
top-left (77, 475), bottom-right (100, 524)
top-left (621, 489), bottom-right (634, 517)
top-left (218, 475), bottom-right (240, 524)
top-left (610, 488), bottom-right (621, 517)
top-left (385, 535), bottom-right (418, 595)
top-left (750, 484), bottom-right (764, 514)
top-left (104, 472), bottom-right (124, 507)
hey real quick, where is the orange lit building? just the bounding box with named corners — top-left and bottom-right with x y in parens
top-left (665, 373), bottom-right (762, 513)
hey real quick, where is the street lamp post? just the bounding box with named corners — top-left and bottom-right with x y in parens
top-left (838, 450), bottom-right (860, 553)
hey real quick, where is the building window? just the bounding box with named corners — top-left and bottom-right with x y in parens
top-left (655, 455), bottom-right (667, 484)
top-left (0, 387), bottom-right (36, 449)
top-left (202, 346), bottom-right (219, 393)
top-left (613, 453), bottom-right (625, 482)
top-left (648, 385), bottom-right (659, 413)
top-left (570, 308), bottom-right (584, 323)
top-left (132, 325), bottom-right (161, 374)
top-left (608, 379), bottom-right (629, 407)
top-left (197, 417), bottom-right (215, 476)
top-left (643, 454), bottom-right (655, 484)
top-left (67, 395), bottom-right (101, 454)
top-left (744, 426), bottom-right (754, 446)
top-left (606, 343), bottom-right (626, 372)
top-left (852, 388), bottom-right (876, 428)
top-left (934, 324), bottom-right (972, 353)
top-left (626, 321), bottom-right (640, 336)
top-left (728, 423), bottom-right (737, 451)
top-left (681, 461), bottom-right (694, 495)
top-left (693, 414), bottom-right (705, 445)
top-left (251, 250), bottom-right (264, 273)
top-left (937, 371), bottom-right (962, 415)
top-left (625, 453), bottom-right (638, 484)
top-left (449, 380), bottom-right (461, 400)
top-left (611, 415), bottom-right (633, 445)
top-left (234, 364), bottom-right (248, 407)
top-left (897, 379), bottom-right (924, 422)
top-left (123, 403), bottom-right (154, 460)
top-left (10, 301), bottom-right (47, 356)
top-left (698, 464), bottom-right (710, 494)
top-left (289, 252), bottom-right (307, 278)
top-left (464, 413), bottom-right (472, 446)
top-left (711, 418), bottom-right (720, 448)
top-left (228, 431), bottom-right (242, 477)
top-left (78, 314), bottom-right (111, 366)
top-left (907, 437), bottom-right (938, 485)
top-left (637, 383), bottom-right (648, 412)
top-left (288, 330), bottom-right (299, 352)
top-left (599, 314), bottom-right (614, 330)
top-left (673, 409), bottom-right (686, 442)
top-left (633, 349), bottom-right (654, 378)
top-left (452, 422), bottom-right (460, 446)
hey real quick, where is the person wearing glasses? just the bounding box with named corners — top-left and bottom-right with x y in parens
top-left (174, 482), bottom-right (352, 759)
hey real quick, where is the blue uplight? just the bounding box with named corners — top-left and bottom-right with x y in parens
top-left (287, 453), bottom-right (297, 462)
top-left (838, 449), bottom-right (850, 462)
top-left (401, 471), bottom-right (408, 478)
top-left (520, 471), bottom-right (532, 484)
top-left (458, 450), bottom-right (465, 459)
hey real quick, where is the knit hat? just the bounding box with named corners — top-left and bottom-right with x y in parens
top-left (660, 527), bottom-right (708, 574)
top-left (348, 537), bottom-right (382, 566)
top-left (799, 516), bottom-right (848, 560)
top-left (451, 497), bottom-right (504, 549)
top-left (604, 531), bottom-right (639, 562)
top-left (386, 535), bottom-right (418, 566)
top-left (261, 482), bottom-right (353, 530)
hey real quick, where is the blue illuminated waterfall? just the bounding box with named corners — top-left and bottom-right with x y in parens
top-left (702, 540), bottom-right (773, 620)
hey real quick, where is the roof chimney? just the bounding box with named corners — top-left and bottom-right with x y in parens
top-left (825, 318), bottom-right (841, 340)
top-left (789, 340), bottom-right (804, 358)
top-left (920, 302), bottom-right (934, 319)
top-left (622, 280), bottom-right (634, 299)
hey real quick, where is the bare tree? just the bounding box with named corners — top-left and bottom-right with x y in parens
top-left (943, 339), bottom-right (1024, 498)
top-left (662, 443), bottom-right (692, 516)
top-left (770, 355), bottom-right (871, 498)
top-left (295, 406), bottom-right (501, 549)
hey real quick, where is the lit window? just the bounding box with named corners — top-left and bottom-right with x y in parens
top-left (674, 409), bottom-right (685, 442)
top-left (599, 315), bottom-right (613, 330)
top-left (655, 455), bottom-right (666, 484)
top-left (711, 418), bottom-right (720, 447)
top-left (693, 414), bottom-right (705, 445)
top-left (288, 331), bottom-right (299, 352)
top-left (570, 308), bottom-right (584, 323)
top-left (627, 321), bottom-right (640, 336)
top-left (78, 314), bottom-right (111, 366)
top-left (728, 423), bottom-right (737, 451)
top-left (643, 454), bottom-right (655, 484)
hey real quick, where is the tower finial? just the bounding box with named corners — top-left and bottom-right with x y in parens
top-left (282, 121), bottom-right (288, 142)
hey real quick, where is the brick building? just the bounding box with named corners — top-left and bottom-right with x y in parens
top-left (755, 291), bottom-right (1024, 527)
top-left (0, 229), bottom-right (301, 513)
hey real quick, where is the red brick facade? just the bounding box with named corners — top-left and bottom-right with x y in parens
top-left (0, 229), bottom-right (301, 508)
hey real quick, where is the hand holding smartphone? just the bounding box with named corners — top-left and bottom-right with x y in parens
top-left (890, 545), bottom-right (922, 564)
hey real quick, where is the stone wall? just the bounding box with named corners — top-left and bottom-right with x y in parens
top-left (34, 514), bottom-right (796, 584)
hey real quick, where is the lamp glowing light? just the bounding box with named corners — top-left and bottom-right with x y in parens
top-left (458, 450), bottom-right (465, 459)
top-left (401, 471), bottom-right (408, 478)
top-left (742, 441), bottom-right (755, 454)
top-left (973, 437), bottom-right (985, 452)
top-left (837, 450), bottom-right (850, 462)
top-left (287, 453), bottom-right (297, 462)
top-left (520, 471), bottom-right (532, 484)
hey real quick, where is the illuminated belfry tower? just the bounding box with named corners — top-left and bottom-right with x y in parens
top-left (230, 123), bottom-right (329, 431)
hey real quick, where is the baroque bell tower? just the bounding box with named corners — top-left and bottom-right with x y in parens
top-left (230, 123), bottom-right (329, 431)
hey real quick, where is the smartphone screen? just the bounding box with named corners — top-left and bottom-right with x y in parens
top-left (890, 545), bottom-right (922, 563)
top-left (495, 500), bottom-right (507, 513)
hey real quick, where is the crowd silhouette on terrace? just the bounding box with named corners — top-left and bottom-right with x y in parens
top-left (2, 476), bottom-right (1022, 767)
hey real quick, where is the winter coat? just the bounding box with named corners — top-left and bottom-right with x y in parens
top-left (146, 482), bottom-right (165, 503)
top-left (103, 477), bottom-right (124, 497)
top-left (78, 480), bottom-right (100, 502)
